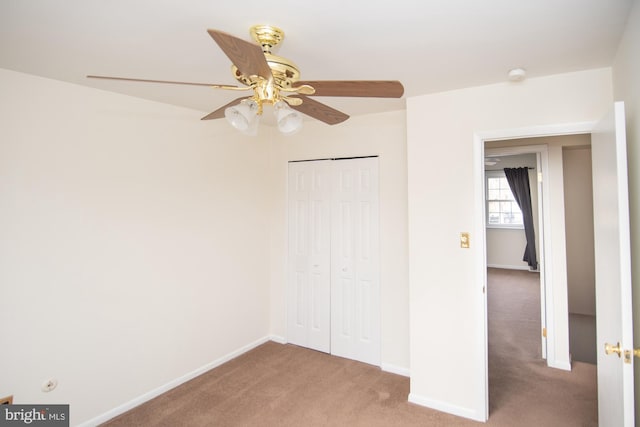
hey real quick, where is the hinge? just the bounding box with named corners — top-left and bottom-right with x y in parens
top-left (542, 327), bottom-right (547, 338)
top-left (538, 172), bottom-right (543, 183)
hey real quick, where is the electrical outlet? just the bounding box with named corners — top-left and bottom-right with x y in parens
top-left (42, 378), bottom-right (58, 392)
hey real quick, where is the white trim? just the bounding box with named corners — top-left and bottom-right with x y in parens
top-left (535, 151), bottom-right (548, 361)
top-left (484, 144), bottom-right (548, 154)
top-left (487, 263), bottom-right (531, 271)
top-left (477, 122), bottom-right (594, 141)
top-left (547, 359), bottom-right (572, 371)
top-left (381, 363), bottom-right (410, 377)
top-left (77, 336), bottom-right (274, 427)
top-left (486, 224), bottom-right (525, 230)
top-left (269, 334), bottom-right (288, 344)
top-left (408, 393), bottom-right (485, 422)
top-left (473, 134), bottom-right (489, 420)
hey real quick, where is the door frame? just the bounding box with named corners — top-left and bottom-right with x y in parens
top-left (473, 121), bottom-right (595, 419)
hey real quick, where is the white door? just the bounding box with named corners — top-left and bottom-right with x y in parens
top-left (287, 160), bottom-right (332, 353)
top-left (331, 158), bottom-right (381, 365)
top-left (287, 157), bottom-right (381, 366)
top-left (592, 102), bottom-right (634, 426)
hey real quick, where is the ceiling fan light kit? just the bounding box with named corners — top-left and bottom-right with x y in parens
top-left (87, 24), bottom-right (404, 135)
top-left (225, 99), bottom-right (261, 135)
top-left (274, 100), bottom-right (304, 135)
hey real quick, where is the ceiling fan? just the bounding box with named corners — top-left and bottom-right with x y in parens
top-left (87, 25), bottom-right (404, 134)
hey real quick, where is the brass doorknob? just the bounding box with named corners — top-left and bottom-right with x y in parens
top-left (605, 342), bottom-right (622, 357)
top-left (624, 348), bottom-right (640, 364)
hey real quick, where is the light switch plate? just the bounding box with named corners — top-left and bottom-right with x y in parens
top-left (460, 232), bottom-right (470, 248)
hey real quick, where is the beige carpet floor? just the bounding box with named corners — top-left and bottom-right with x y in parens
top-left (486, 268), bottom-right (597, 426)
top-left (103, 268), bottom-right (597, 426)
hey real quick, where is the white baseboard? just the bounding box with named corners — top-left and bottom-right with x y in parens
top-left (487, 263), bottom-right (530, 271)
top-left (77, 336), bottom-right (274, 427)
top-left (548, 359), bottom-right (572, 371)
top-left (381, 363), bottom-right (410, 377)
top-left (408, 392), bottom-right (485, 422)
top-left (268, 334), bottom-right (287, 344)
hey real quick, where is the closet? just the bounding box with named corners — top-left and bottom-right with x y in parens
top-left (287, 157), bottom-right (380, 366)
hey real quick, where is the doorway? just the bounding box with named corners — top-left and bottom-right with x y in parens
top-left (477, 130), bottom-right (599, 420)
top-left (484, 146), bottom-right (547, 362)
top-left (484, 136), bottom-right (597, 369)
top-left (286, 156), bottom-right (381, 366)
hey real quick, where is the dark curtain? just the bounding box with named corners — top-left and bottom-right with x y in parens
top-left (504, 167), bottom-right (538, 270)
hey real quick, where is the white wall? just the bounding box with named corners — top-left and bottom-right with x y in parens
top-left (267, 111), bottom-right (409, 373)
top-left (611, 0), bottom-right (640, 420)
top-left (562, 146), bottom-right (595, 316)
top-left (406, 68), bottom-right (613, 420)
top-left (0, 69), bottom-right (272, 425)
top-left (486, 229), bottom-right (528, 269)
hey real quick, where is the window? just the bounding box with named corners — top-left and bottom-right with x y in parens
top-left (486, 171), bottom-right (523, 228)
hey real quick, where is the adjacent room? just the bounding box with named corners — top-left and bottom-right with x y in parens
top-left (1, 1), bottom-right (638, 425)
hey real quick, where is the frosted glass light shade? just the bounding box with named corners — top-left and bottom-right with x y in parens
top-left (225, 99), bottom-right (259, 135)
top-left (274, 101), bottom-right (303, 135)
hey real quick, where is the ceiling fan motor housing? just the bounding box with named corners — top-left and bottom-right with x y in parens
top-left (231, 25), bottom-right (301, 101)
top-left (231, 53), bottom-right (300, 90)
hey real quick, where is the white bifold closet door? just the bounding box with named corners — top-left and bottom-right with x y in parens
top-left (288, 160), bottom-right (333, 353)
top-left (287, 157), bottom-right (380, 366)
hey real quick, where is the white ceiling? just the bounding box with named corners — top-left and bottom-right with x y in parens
top-left (0, 0), bottom-right (634, 122)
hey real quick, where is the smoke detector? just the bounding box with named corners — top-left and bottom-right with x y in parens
top-left (508, 68), bottom-right (526, 82)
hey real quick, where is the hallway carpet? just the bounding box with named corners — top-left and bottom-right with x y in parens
top-left (103, 269), bottom-right (597, 426)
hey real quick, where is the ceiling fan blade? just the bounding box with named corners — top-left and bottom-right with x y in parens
top-left (200, 96), bottom-right (251, 120)
top-left (86, 75), bottom-right (242, 90)
top-left (289, 95), bottom-right (349, 125)
top-left (207, 29), bottom-right (273, 80)
top-left (295, 80), bottom-right (404, 98)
